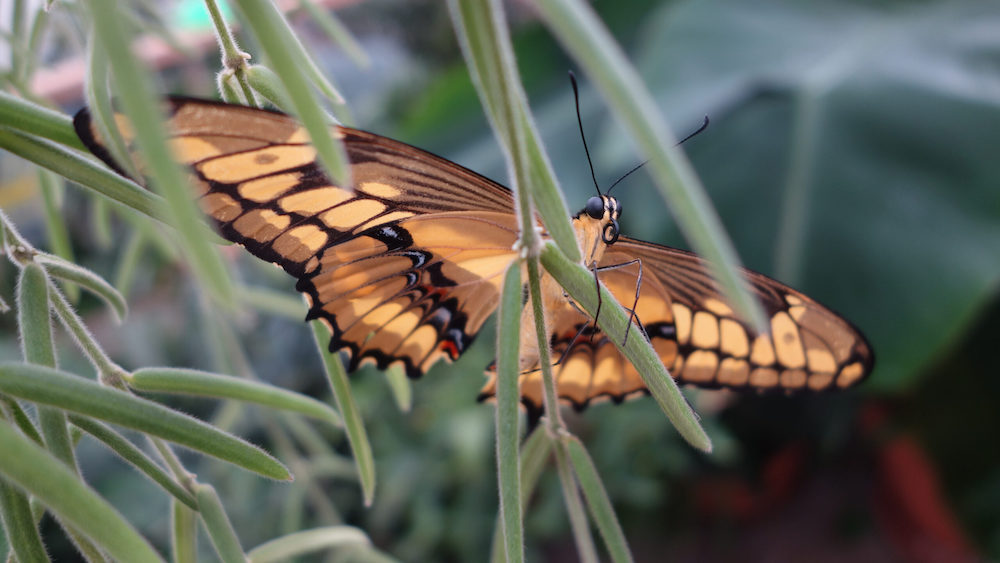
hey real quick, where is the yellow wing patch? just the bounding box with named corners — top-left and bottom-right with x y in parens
top-left (74, 97), bottom-right (521, 379)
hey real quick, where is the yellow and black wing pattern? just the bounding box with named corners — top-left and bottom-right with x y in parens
top-left (481, 234), bottom-right (874, 412)
top-left (614, 238), bottom-right (873, 393)
top-left (75, 97), bottom-right (872, 413)
top-left (73, 98), bottom-right (521, 377)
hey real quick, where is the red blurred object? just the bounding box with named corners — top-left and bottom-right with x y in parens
top-left (866, 404), bottom-right (979, 563)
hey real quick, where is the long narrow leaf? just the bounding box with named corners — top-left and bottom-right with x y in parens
top-left (0, 91), bottom-right (84, 149)
top-left (540, 243), bottom-right (711, 452)
top-left (0, 477), bottom-right (48, 563)
top-left (0, 127), bottom-right (168, 221)
top-left (17, 264), bottom-right (55, 368)
top-left (534, 0), bottom-right (768, 334)
top-left (447, 0), bottom-right (580, 262)
top-left (35, 254), bottom-right (127, 322)
top-left (18, 264), bottom-right (78, 472)
top-left (553, 442), bottom-right (599, 563)
top-left (171, 500), bottom-right (198, 563)
top-left (247, 527), bottom-right (371, 563)
top-left (490, 428), bottom-right (553, 562)
top-left (0, 418), bottom-right (164, 563)
top-left (196, 483), bottom-right (246, 563)
top-left (129, 367), bottom-right (342, 427)
top-left (495, 263), bottom-right (524, 563)
top-left (233, 0), bottom-right (351, 184)
top-left (87, 0), bottom-right (237, 308)
top-left (68, 415), bottom-right (198, 510)
top-left (0, 363), bottom-right (291, 480)
top-left (565, 436), bottom-right (633, 563)
top-left (310, 321), bottom-right (375, 505)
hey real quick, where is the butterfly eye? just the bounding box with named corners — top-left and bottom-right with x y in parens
top-left (585, 196), bottom-right (605, 219)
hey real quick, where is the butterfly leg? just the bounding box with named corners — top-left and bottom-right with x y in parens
top-left (590, 258), bottom-right (644, 345)
top-left (589, 261), bottom-right (602, 343)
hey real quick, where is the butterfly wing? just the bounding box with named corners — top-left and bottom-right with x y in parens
top-left (614, 237), bottom-right (874, 391)
top-left (480, 235), bottom-right (874, 412)
top-left (73, 98), bottom-right (520, 377)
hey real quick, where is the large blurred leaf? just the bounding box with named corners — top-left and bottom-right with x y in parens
top-left (617, 0), bottom-right (1000, 391)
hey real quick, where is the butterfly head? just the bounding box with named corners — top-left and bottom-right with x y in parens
top-left (583, 195), bottom-right (621, 245)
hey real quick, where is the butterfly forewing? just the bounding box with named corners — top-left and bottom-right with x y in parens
top-left (74, 98), bottom-right (519, 378)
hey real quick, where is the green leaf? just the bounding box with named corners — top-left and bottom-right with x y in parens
top-left (129, 367), bottom-right (342, 427)
top-left (0, 363), bottom-right (291, 480)
top-left (552, 440), bottom-right (599, 563)
top-left (69, 415), bottom-right (198, 510)
top-left (447, 0), bottom-right (580, 262)
top-left (0, 127), bottom-right (168, 222)
top-left (534, 0), bottom-right (769, 335)
top-left (171, 500), bottom-right (198, 563)
top-left (0, 91), bottom-right (84, 149)
top-left (17, 264), bottom-right (78, 472)
top-left (237, 285), bottom-right (307, 320)
top-left (87, 0), bottom-right (237, 308)
top-left (494, 263), bottom-right (524, 563)
top-left (295, 0), bottom-right (369, 69)
top-left (233, 0), bottom-right (352, 183)
top-left (490, 427), bottom-right (553, 563)
top-left (247, 527), bottom-right (371, 562)
top-left (0, 418), bottom-right (164, 563)
top-left (383, 365), bottom-right (412, 413)
top-left (564, 436), bottom-right (633, 563)
top-left (35, 254), bottom-right (127, 323)
top-left (16, 263), bottom-right (55, 368)
top-left (310, 321), bottom-right (376, 505)
top-left (0, 477), bottom-right (48, 563)
top-left (36, 169), bottom-right (76, 302)
top-left (540, 243), bottom-right (711, 452)
top-left (195, 483), bottom-right (246, 563)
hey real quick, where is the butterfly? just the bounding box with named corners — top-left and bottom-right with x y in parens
top-left (73, 97), bottom-right (874, 414)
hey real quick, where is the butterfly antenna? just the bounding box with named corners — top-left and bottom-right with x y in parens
top-left (606, 160), bottom-right (647, 195)
top-left (678, 115), bottom-right (710, 145)
top-left (605, 116), bottom-right (710, 195)
top-left (569, 71), bottom-right (602, 196)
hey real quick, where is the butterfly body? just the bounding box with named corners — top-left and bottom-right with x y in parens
top-left (74, 97), bottom-right (874, 413)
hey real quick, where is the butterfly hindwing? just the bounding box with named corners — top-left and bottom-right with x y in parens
top-left (73, 98), bottom-right (520, 378)
top-left (614, 238), bottom-right (874, 392)
top-left (480, 235), bottom-right (873, 413)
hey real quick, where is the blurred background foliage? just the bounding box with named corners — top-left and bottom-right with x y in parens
top-left (1, 0), bottom-right (998, 561)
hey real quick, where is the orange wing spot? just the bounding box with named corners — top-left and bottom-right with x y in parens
top-left (780, 369), bottom-right (807, 389)
top-left (749, 367), bottom-right (779, 388)
top-left (691, 311), bottom-right (720, 349)
top-left (683, 350), bottom-right (718, 383)
top-left (718, 358), bottom-right (750, 386)
top-left (200, 192), bottom-right (242, 221)
top-left (199, 145), bottom-right (317, 183)
top-left (440, 339), bottom-right (460, 360)
top-left (238, 173), bottom-right (302, 202)
top-left (672, 304), bottom-right (692, 344)
top-left (836, 362), bottom-right (865, 388)
top-left (719, 319), bottom-right (749, 358)
top-left (771, 311), bottom-right (806, 369)
top-left (750, 335), bottom-right (776, 366)
top-left (807, 372), bottom-right (834, 390)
